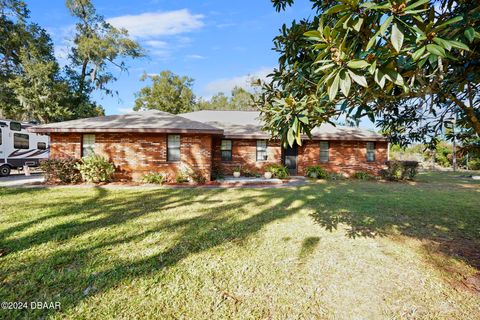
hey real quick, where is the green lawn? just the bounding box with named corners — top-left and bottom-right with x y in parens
top-left (1, 172), bottom-right (479, 319)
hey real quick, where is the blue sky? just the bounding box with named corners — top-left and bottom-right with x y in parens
top-left (28, 0), bottom-right (315, 115)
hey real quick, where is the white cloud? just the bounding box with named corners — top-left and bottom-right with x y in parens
top-left (107, 9), bottom-right (204, 38)
top-left (144, 40), bottom-right (168, 48)
top-left (185, 54), bottom-right (205, 60)
top-left (203, 67), bottom-right (272, 97)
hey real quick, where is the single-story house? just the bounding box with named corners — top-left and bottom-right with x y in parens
top-left (29, 110), bottom-right (388, 181)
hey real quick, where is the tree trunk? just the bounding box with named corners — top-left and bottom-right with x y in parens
top-left (447, 93), bottom-right (480, 136)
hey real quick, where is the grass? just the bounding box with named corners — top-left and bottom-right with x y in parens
top-left (0, 171), bottom-right (479, 319)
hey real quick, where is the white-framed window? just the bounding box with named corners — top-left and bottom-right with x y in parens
top-left (221, 139), bottom-right (232, 161)
top-left (14, 133), bottom-right (29, 149)
top-left (256, 140), bottom-right (268, 161)
top-left (320, 141), bottom-right (329, 162)
top-left (167, 134), bottom-right (181, 161)
top-left (82, 134), bottom-right (95, 157)
top-left (366, 142), bottom-right (375, 162)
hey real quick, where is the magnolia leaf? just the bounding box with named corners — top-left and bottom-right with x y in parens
top-left (404, 0), bottom-right (430, 11)
top-left (374, 69), bottom-right (386, 88)
top-left (304, 30), bottom-right (322, 38)
top-left (324, 4), bottom-right (349, 15)
top-left (347, 70), bottom-right (368, 87)
top-left (379, 16), bottom-right (393, 36)
top-left (353, 18), bottom-right (364, 32)
top-left (287, 128), bottom-right (295, 147)
top-left (298, 116), bottom-right (309, 124)
top-left (347, 60), bottom-right (370, 69)
top-left (426, 44), bottom-right (446, 57)
top-left (340, 70), bottom-right (351, 97)
top-left (433, 37), bottom-right (452, 51)
top-left (412, 46), bottom-right (426, 61)
top-left (391, 23), bottom-right (404, 52)
top-left (329, 72), bottom-right (340, 101)
top-left (465, 27), bottom-right (475, 43)
top-left (315, 63), bottom-right (336, 72)
top-left (368, 61), bottom-right (377, 75)
top-left (435, 16), bottom-right (463, 30)
top-left (449, 40), bottom-right (470, 51)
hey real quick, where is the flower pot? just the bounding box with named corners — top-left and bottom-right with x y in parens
top-left (233, 171), bottom-right (241, 178)
top-left (264, 172), bottom-right (272, 179)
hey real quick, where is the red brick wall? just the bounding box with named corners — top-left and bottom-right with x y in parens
top-left (50, 133), bottom-right (388, 181)
top-left (298, 140), bottom-right (388, 176)
top-left (212, 137), bottom-right (282, 175)
top-left (50, 133), bottom-right (212, 181)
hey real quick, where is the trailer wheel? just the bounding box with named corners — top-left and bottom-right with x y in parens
top-left (0, 165), bottom-right (11, 177)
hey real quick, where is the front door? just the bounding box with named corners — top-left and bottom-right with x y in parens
top-left (283, 144), bottom-right (298, 175)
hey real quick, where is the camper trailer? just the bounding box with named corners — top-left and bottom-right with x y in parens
top-left (0, 119), bottom-right (49, 176)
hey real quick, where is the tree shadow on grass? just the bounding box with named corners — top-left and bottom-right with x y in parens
top-left (1, 175), bottom-right (479, 318)
top-left (0, 186), bottom-right (304, 318)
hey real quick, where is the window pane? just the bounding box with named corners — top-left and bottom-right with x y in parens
top-left (320, 141), bottom-right (329, 162)
top-left (168, 135), bottom-right (180, 148)
top-left (14, 133), bottom-right (29, 149)
top-left (256, 140), bottom-right (267, 161)
top-left (0, 128), bottom-right (2, 145)
top-left (37, 142), bottom-right (47, 150)
top-left (221, 139), bottom-right (232, 150)
top-left (82, 134), bottom-right (95, 157)
top-left (257, 140), bottom-right (267, 151)
top-left (168, 148), bottom-right (181, 161)
top-left (10, 121), bottom-right (21, 131)
top-left (221, 150), bottom-right (232, 161)
top-left (366, 142), bottom-right (375, 162)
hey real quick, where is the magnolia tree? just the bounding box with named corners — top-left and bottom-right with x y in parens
top-left (257, 0), bottom-right (479, 148)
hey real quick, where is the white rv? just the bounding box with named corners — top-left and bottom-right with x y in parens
top-left (0, 119), bottom-right (50, 176)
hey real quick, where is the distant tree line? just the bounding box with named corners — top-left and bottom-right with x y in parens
top-left (134, 70), bottom-right (259, 114)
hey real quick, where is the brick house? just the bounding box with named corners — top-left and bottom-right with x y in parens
top-left (30, 110), bottom-right (388, 181)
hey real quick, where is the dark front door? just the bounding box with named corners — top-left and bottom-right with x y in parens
top-left (283, 144), bottom-right (298, 175)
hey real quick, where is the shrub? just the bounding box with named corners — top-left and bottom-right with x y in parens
top-left (265, 164), bottom-right (289, 179)
top-left (142, 172), bottom-right (167, 184)
top-left (189, 169), bottom-right (207, 184)
top-left (40, 158), bottom-right (82, 184)
top-left (326, 172), bottom-right (346, 180)
top-left (352, 171), bottom-right (373, 180)
top-left (76, 155), bottom-right (115, 183)
top-left (305, 165), bottom-right (328, 179)
top-left (468, 158), bottom-right (480, 170)
top-left (175, 171), bottom-right (189, 184)
top-left (381, 160), bottom-right (419, 181)
top-left (242, 168), bottom-right (257, 177)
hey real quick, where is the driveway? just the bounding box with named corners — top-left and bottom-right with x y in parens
top-left (0, 173), bottom-right (44, 187)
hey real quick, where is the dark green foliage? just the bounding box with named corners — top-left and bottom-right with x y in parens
top-left (352, 171), bottom-right (373, 180)
top-left (305, 165), bottom-right (328, 179)
top-left (197, 86), bottom-right (258, 111)
top-left (40, 158), bottom-right (82, 184)
top-left (76, 155), bottom-right (115, 183)
top-left (469, 159), bottom-right (480, 170)
top-left (259, 0), bottom-right (480, 148)
top-left (142, 172), bottom-right (167, 184)
top-left (381, 161), bottom-right (419, 181)
top-left (134, 71), bottom-right (195, 114)
top-left (265, 164), bottom-right (289, 179)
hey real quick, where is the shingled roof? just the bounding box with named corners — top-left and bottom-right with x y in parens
top-left (29, 110), bottom-right (223, 134)
top-left (180, 110), bottom-right (387, 141)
